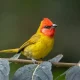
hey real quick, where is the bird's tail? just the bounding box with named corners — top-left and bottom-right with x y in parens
top-left (0, 48), bottom-right (19, 53)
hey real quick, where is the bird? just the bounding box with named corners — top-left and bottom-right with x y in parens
top-left (0, 18), bottom-right (57, 60)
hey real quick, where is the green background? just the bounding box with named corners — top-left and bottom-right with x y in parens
top-left (0, 0), bottom-right (80, 62)
top-left (0, 0), bottom-right (80, 79)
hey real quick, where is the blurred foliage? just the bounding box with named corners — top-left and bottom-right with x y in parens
top-left (53, 67), bottom-right (68, 80)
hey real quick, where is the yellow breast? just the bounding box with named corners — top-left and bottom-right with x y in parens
top-left (23, 34), bottom-right (54, 59)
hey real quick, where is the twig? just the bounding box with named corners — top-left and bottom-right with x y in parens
top-left (0, 58), bottom-right (78, 67)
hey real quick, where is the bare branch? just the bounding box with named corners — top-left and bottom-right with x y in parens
top-left (0, 58), bottom-right (78, 67)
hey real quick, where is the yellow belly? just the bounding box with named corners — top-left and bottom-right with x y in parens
top-left (23, 35), bottom-right (54, 59)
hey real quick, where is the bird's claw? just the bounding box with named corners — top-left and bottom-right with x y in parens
top-left (32, 58), bottom-right (37, 64)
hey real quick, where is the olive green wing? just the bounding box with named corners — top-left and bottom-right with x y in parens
top-left (18, 34), bottom-right (41, 53)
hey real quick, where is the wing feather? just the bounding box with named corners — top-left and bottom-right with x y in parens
top-left (18, 34), bottom-right (40, 53)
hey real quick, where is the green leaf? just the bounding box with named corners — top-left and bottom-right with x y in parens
top-left (0, 59), bottom-right (10, 80)
top-left (49, 54), bottom-right (63, 62)
top-left (12, 64), bottom-right (37, 80)
top-left (10, 53), bottom-right (21, 59)
top-left (65, 66), bottom-right (80, 80)
top-left (32, 62), bottom-right (53, 80)
top-left (13, 62), bottom-right (53, 80)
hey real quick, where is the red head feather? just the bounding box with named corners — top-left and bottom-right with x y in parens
top-left (37, 18), bottom-right (57, 38)
top-left (42, 18), bottom-right (53, 26)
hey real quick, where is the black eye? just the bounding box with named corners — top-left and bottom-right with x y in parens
top-left (44, 26), bottom-right (51, 29)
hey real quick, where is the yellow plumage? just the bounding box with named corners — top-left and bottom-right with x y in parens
top-left (23, 33), bottom-right (54, 59)
top-left (0, 18), bottom-right (57, 60)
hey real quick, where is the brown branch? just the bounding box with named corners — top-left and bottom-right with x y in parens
top-left (0, 58), bottom-right (78, 67)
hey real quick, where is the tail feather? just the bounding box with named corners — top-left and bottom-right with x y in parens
top-left (0, 48), bottom-right (19, 53)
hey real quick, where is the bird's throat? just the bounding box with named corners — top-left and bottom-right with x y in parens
top-left (41, 28), bottom-right (55, 38)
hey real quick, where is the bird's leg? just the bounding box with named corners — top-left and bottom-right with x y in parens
top-left (31, 57), bottom-right (43, 64)
top-left (31, 58), bottom-right (37, 64)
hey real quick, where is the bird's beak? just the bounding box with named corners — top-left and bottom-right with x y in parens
top-left (52, 24), bottom-right (57, 28)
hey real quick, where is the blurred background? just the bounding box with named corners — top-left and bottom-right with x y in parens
top-left (0, 0), bottom-right (80, 62)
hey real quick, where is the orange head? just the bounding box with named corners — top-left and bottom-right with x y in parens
top-left (37, 18), bottom-right (57, 38)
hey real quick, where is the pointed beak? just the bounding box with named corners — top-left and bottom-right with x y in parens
top-left (52, 24), bottom-right (57, 28)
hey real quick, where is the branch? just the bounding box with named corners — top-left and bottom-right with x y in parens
top-left (0, 58), bottom-right (78, 67)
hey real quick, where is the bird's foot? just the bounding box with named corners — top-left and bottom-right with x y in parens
top-left (32, 58), bottom-right (37, 64)
top-left (31, 58), bottom-right (43, 64)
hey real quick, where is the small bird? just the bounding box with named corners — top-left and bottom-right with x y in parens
top-left (0, 18), bottom-right (57, 60)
